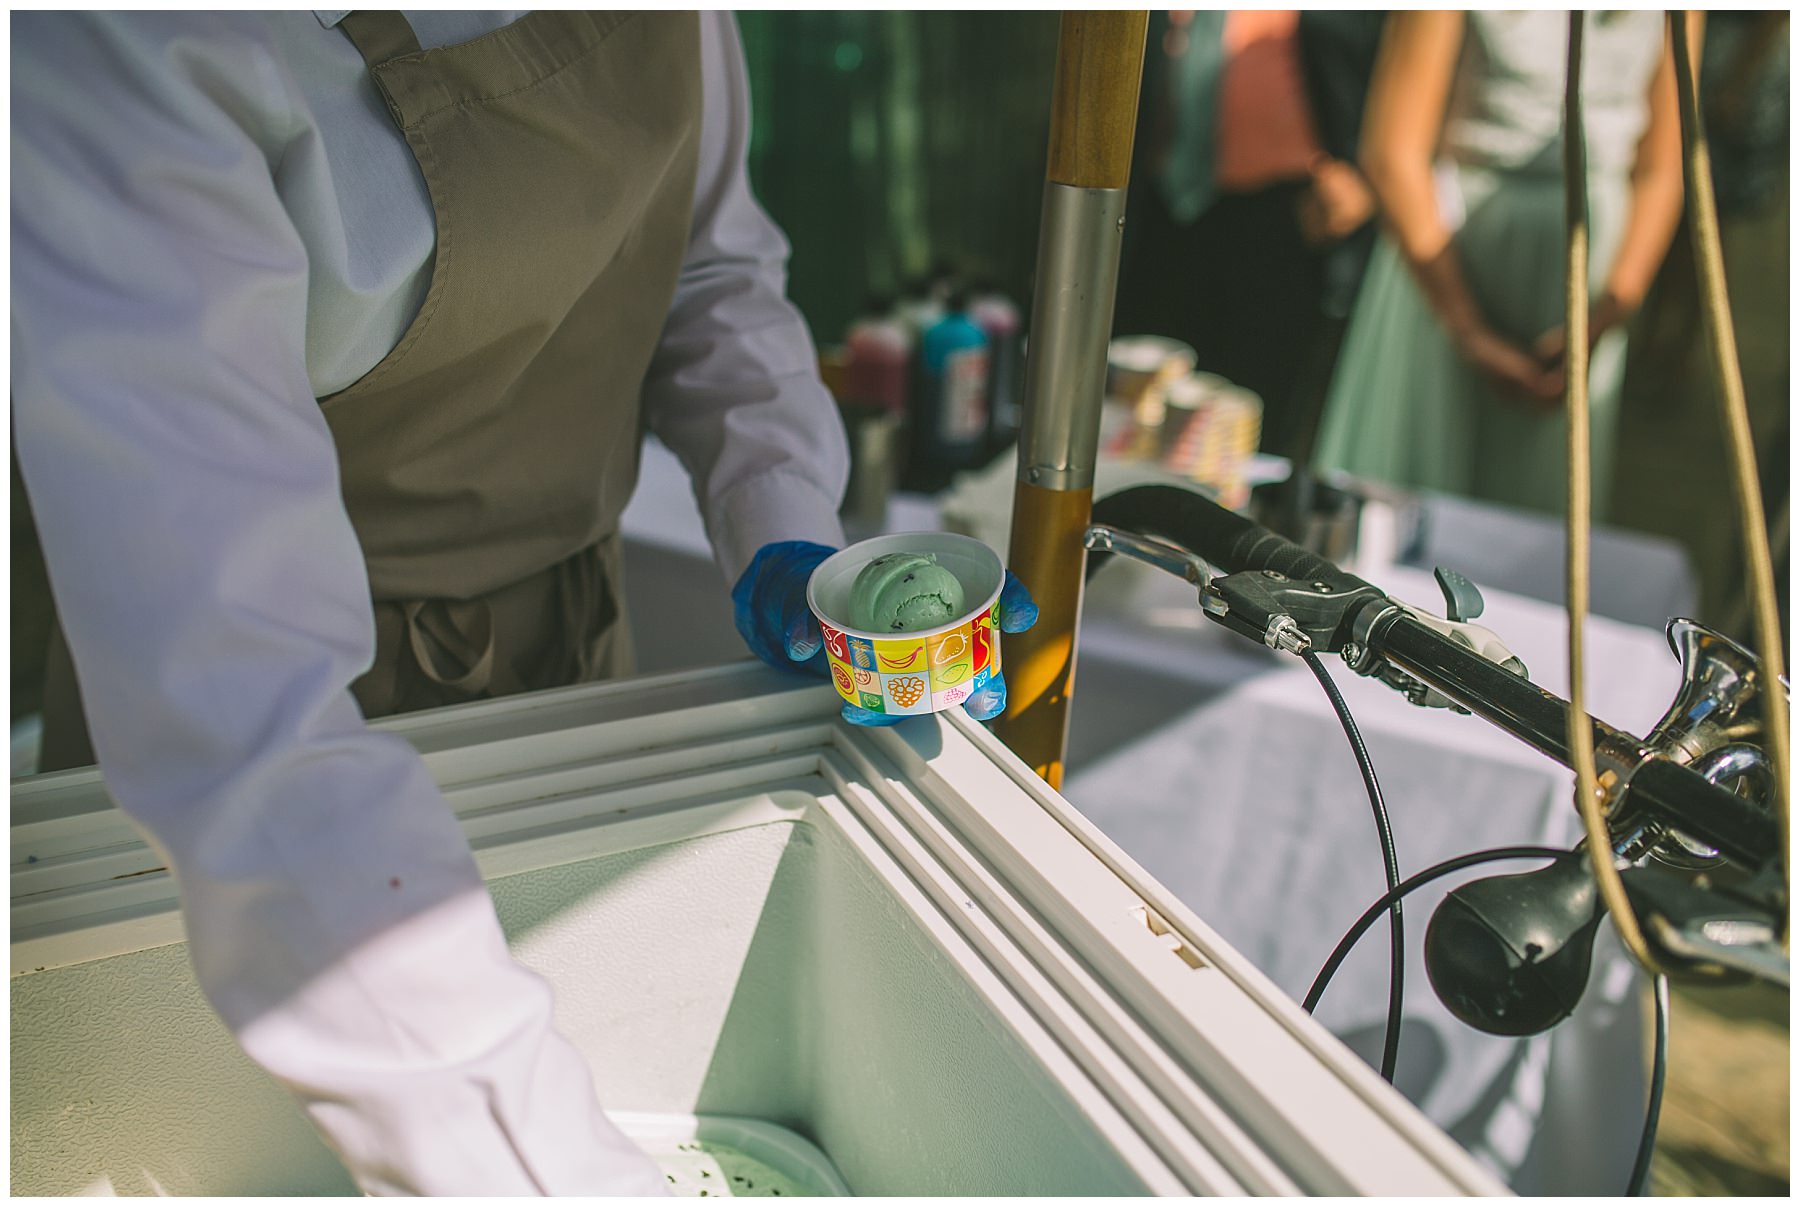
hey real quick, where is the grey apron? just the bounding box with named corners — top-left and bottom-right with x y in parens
top-left (39, 10), bottom-right (702, 769)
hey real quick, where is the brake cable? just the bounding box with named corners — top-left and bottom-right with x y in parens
top-left (1300, 650), bottom-right (1405, 1082)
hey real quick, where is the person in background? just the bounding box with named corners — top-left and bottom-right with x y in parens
top-left (1264, 11), bottom-right (1387, 535)
top-left (1312, 12), bottom-right (1688, 519)
top-left (1611, 11), bottom-right (1788, 641)
top-left (11, 10), bottom-right (1036, 1196)
top-left (1115, 10), bottom-right (1375, 461)
top-left (1294, 11), bottom-right (1388, 314)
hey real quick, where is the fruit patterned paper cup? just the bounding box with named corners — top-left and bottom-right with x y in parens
top-left (807, 532), bottom-right (1005, 719)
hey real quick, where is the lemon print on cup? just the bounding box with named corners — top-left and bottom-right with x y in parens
top-left (928, 625), bottom-right (975, 694)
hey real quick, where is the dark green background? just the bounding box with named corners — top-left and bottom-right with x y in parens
top-left (738, 11), bottom-right (1060, 346)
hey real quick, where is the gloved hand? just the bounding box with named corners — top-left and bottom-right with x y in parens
top-left (731, 540), bottom-right (837, 675)
top-left (731, 540), bottom-right (1040, 727)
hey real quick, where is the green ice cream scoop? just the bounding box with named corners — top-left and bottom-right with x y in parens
top-left (847, 552), bottom-right (967, 633)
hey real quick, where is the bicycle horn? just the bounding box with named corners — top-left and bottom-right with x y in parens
top-left (1424, 848), bottom-right (1603, 1037)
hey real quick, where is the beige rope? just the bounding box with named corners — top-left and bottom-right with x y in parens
top-left (1562, 12), bottom-right (1666, 975)
top-left (1668, 11), bottom-right (1791, 934)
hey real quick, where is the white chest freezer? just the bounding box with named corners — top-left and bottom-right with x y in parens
top-left (12, 664), bottom-right (1505, 1196)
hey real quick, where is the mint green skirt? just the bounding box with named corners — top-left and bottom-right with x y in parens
top-left (1313, 164), bottom-right (1631, 520)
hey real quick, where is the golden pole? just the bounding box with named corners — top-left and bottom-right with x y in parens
top-left (996, 12), bottom-right (1148, 787)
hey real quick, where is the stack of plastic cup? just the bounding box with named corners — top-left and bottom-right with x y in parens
top-left (1163, 377), bottom-right (1262, 509)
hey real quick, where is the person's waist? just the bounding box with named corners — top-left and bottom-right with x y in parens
top-left (367, 530), bottom-right (618, 605)
top-left (1439, 145), bottom-right (1635, 182)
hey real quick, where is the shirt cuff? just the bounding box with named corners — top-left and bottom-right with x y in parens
top-left (708, 469), bottom-right (846, 586)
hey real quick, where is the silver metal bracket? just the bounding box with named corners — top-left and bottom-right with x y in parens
top-left (1014, 185), bottom-right (1130, 494)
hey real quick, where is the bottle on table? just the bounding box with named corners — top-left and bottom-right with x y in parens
top-left (967, 284), bottom-right (1022, 455)
top-left (838, 296), bottom-right (913, 534)
top-left (842, 294), bottom-right (913, 418)
top-left (906, 290), bottom-right (992, 493)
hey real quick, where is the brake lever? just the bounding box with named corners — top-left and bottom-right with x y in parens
top-left (1084, 523), bottom-right (1221, 602)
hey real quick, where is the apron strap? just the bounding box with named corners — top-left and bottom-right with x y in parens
top-left (338, 11), bottom-right (424, 68)
top-left (352, 540), bottom-right (627, 719)
top-left (402, 597), bottom-right (497, 696)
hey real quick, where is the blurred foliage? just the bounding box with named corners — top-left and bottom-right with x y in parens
top-left (738, 12), bottom-right (1061, 346)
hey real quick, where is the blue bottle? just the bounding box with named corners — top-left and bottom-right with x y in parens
top-left (910, 292), bottom-right (991, 489)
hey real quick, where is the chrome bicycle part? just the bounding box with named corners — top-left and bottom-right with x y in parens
top-left (1638, 619), bottom-right (1783, 869)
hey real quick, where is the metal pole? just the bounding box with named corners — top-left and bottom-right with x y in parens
top-left (995, 11), bottom-right (1148, 787)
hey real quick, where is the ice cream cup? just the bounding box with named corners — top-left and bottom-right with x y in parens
top-left (807, 532), bottom-right (1005, 718)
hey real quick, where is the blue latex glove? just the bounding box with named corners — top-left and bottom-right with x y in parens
top-left (731, 540), bottom-right (836, 674)
top-left (731, 541), bottom-right (1040, 727)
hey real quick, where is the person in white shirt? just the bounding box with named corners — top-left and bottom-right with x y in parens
top-left (13, 10), bottom-right (849, 1195)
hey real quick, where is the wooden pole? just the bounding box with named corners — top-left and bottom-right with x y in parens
top-left (1044, 12), bottom-right (1151, 190)
top-left (995, 12), bottom-right (1148, 787)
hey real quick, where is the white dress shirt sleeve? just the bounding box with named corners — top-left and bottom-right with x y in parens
top-left (10, 13), bottom-right (664, 1195)
top-left (644, 12), bottom-right (851, 586)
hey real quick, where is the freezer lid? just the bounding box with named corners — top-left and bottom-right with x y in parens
top-left (12, 662), bottom-right (1507, 1196)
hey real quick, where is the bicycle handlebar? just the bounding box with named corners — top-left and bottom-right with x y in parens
top-left (1085, 486), bottom-right (1780, 871)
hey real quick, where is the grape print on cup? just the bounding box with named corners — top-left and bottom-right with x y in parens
top-left (887, 675), bottom-right (927, 709)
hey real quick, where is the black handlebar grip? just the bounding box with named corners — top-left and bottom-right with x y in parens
top-left (1086, 484), bottom-right (1373, 593)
